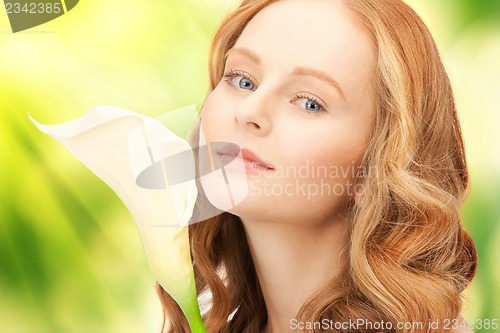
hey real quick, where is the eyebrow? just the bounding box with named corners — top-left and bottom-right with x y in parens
top-left (292, 67), bottom-right (345, 100)
top-left (226, 47), bottom-right (345, 100)
top-left (225, 47), bottom-right (261, 64)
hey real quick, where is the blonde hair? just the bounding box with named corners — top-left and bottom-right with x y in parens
top-left (157, 0), bottom-right (477, 332)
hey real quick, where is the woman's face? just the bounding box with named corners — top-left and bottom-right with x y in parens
top-left (200, 0), bottom-right (377, 225)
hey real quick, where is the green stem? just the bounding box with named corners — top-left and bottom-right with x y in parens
top-left (180, 293), bottom-right (206, 333)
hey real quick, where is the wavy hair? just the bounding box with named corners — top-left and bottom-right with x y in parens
top-left (157, 0), bottom-right (478, 332)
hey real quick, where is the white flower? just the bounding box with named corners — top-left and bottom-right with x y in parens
top-left (30, 106), bottom-right (206, 332)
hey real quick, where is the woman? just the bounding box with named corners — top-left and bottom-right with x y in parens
top-left (157, 0), bottom-right (478, 332)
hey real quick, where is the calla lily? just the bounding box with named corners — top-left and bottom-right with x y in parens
top-left (30, 106), bottom-right (206, 333)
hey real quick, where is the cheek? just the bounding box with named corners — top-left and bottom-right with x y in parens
top-left (268, 122), bottom-right (368, 212)
top-left (198, 89), bottom-right (250, 213)
top-left (279, 122), bottom-right (367, 171)
top-left (200, 87), bottom-right (233, 138)
top-left (281, 140), bottom-right (361, 197)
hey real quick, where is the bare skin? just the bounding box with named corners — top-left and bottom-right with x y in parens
top-left (201, 0), bottom-right (377, 332)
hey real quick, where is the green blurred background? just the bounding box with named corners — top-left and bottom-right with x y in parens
top-left (0, 1), bottom-right (498, 332)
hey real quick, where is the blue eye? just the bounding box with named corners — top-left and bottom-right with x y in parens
top-left (294, 94), bottom-right (325, 113)
top-left (235, 77), bottom-right (255, 90)
top-left (303, 100), bottom-right (322, 112)
top-left (223, 70), bottom-right (257, 91)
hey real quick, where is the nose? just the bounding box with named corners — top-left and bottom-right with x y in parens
top-left (233, 89), bottom-right (272, 136)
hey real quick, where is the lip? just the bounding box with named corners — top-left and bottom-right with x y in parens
top-left (240, 148), bottom-right (274, 170)
top-left (216, 144), bottom-right (274, 173)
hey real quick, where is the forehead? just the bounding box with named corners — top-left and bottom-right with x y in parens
top-left (232, 0), bottom-right (376, 104)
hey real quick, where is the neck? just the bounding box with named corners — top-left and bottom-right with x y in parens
top-left (241, 216), bottom-right (348, 333)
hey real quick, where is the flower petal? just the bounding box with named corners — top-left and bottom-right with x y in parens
top-left (30, 106), bottom-right (206, 332)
